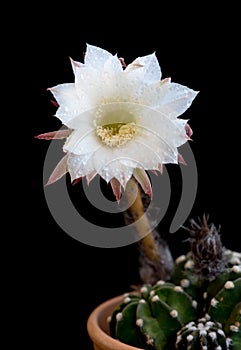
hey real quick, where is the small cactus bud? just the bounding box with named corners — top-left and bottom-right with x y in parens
top-left (184, 214), bottom-right (225, 280)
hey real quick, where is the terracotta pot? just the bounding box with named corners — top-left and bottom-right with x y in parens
top-left (87, 294), bottom-right (141, 350)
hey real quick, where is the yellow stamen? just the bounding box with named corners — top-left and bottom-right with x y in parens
top-left (96, 122), bottom-right (136, 147)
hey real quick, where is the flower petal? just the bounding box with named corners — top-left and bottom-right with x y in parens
top-left (35, 129), bottom-right (71, 140)
top-left (73, 65), bottom-right (105, 102)
top-left (110, 178), bottom-right (122, 203)
top-left (137, 106), bottom-right (188, 148)
top-left (137, 80), bottom-right (170, 107)
top-left (63, 126), bottom-right (101, 155)
top-left (84, 44), bottom-right (113, 69)
top-left (125, 52), bottom-right (161, 83)
top-left (158, 163), bottom-right (163, 174)
top-left (96, 56), bottom-right (127, 99)
top-left (100, 163), bottom-right (134, 187)
top-left (104, 54), bottom-right (123, 74)
top-left (156, 82), bottom-right (199, 119)
top-left (71, 48), bottom-right (112, 101)
top-left (133, 168), bottom-right (152, 198)
top-left (178, 152), bottom-right (187, 165)
top-left (86, 171), bottom-right (98, 185)
top-left (49, 83), bottom-right (92, 125)
top-left (69, 57), bottom-right (84, 75)
top-left (110, 164), bottom-right (134, 188)
top-left (72, 177), bottom-right (82, 186)
top-left (138, 80), bottom-right (198, 120)
top-left (123, 129), bottom-right (178, 168)
top-left (74, 62), bottom-right (125, 104)
top-left (124, 53), bottom-right (162, 100)
top-left (91, 146), bottom-right (135, 187)
top-left (67, 153), bottom-right (95, 181)
top-left (46, 154), bottom-right (68, 186)
top-left (185, 123), bottom-right (193, 139)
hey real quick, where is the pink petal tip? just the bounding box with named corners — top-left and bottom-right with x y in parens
top-left (72, 177), bottom-right (82, 186)
top-left (178, 153), bottom-right (187, 165)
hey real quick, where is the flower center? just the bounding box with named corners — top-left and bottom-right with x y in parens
top-left (96, 122), bottom-right (137, 147)
top-left (94, 103), bottom-right (137, 147)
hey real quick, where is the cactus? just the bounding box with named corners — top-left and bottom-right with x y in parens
top-left (108, 281), bottom-right (198, 349)
top-left (108, 216), bottom-right (241, 349)
top-left (175, 315), bottom-right (231, 349)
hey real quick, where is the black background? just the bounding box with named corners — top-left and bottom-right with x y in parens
top-left (17, 3), bottom-right (240, 349)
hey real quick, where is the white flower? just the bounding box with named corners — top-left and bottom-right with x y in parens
top-left (36, 44), bottom-right (198, 201)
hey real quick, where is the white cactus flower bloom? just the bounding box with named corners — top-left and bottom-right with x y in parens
top-left (37, 44), bottom-right (198, 201)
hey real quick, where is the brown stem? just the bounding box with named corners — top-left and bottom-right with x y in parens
top-left (125, 177), bottom-right (161, 262)
top-left (124, 176), bottom-right (174, 284)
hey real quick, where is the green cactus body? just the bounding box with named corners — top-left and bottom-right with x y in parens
top-left (171, 253), bottom-right (204, 306)
top-left (208, 278), bottom-right (241, 350)
top-left (108, 294), bottom-right (140, 338)
top-left (136, 298), bottom-right (168, 349)
top-left (108, 281), bottom-right (197, 350)
top-left (227, 303), bottom-right (241, 350)
top-left (115, 299), bottom-right (148, 349)
top-left (150, 282), bottom-right (197, 325)
top-left (208, 278), bottom-right (241, 324)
